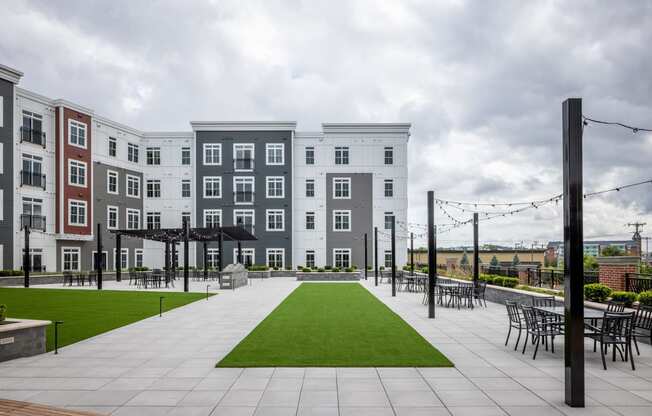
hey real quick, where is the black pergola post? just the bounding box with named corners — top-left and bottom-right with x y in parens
top-left (563, 98), bottom-right (585, 407)
top-left (115, 233), bottom-right (122, 282)
top-left (473, 212), bottom-right (479, 287)
top-left (364, 233), bottom-right (368, 280)
top-left (237, 241), bottom-right (242, 264)
top-left (96, 223), bottom-right (103, 290)
top-left (203, 242), bottom-right (208, 280)
top-left (171, 243), bottom-right (177, 275)
top-left (391, 216), bottom-right (396, 297)
top-left (165, 242), bottom-right (170, 275)
top-left (374, 226), bottom-right (379, 286)
top-left (218, 230), bottom-right (223, 271)
top-left (23, 223), bottom-right (30, 288)
top-left (428, 191), bottom-right (436, 318)
top-left (183, 218), bottom-right (189, 292)
top-left (410, 232), bottom-right (414, 275)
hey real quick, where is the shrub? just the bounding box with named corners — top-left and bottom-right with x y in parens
top-left (317, 268), bottom-right (325, 272)
top-left (584, 283), bottom-right (612, 303)
top-left (379, 266), bottom-right (385, 271)
top-left (324, 265), bottom-right (332, 270)
top-left (352, 265), bottom-right (358, 270)
top-left (285, 266), bottom-right (292, 271)
top-left (501, 277), bottom-right (519, 288)
top-left (302, 268), bottom-right (312, 272)
top-left (610, 291), bottom-right (638, 307)
top-left (0, 270), bottom-right (23, 276)
top-left (332, 267), bottom-right (341, 272)
top-left (366, 266), bottom-right (372, 271)
top-left (479, 274), bottom-right (494, 284)
top-left (296, 265), bottom-right (303, 270)
top-left (638, 291), bottom-right (652, 306)
top-left (248, 264), bottom-right (269, 271)
top-left (344, 267), bottom-right (354, 272)
top-left (492, 277), bottom-right (505, 286)
top-left (0, 304), bottom-right (6, 322)
top-left (273, 267), bottom-right (279, 271)
top-left (420, 267), bottom-right (428, 274)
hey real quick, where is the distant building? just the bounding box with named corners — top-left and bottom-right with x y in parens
top-left (546, 240), bottom-right (639, 264)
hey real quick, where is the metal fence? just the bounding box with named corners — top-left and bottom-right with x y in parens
top-left (625, 273), bottom-right (652, 293)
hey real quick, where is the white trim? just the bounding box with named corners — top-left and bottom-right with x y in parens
top-left (265, 176), bottom-right (285, 199)
top-left (191, 121), bottom-right (296, 131)
top-left (146, 179), bottom-right (162, 198)
top-left (332, 210), bottom-right (352, 232)
top-left (134, 249), bottom-right (144, 268)
top-left (203, 143), bottom-right (222, 166)
top-left (322, 123), bottom-right (411, 134)
top-left (234, 248), bottom-right (255, 266)
top-left (203, 209), bottom-right (222, 228)
top-left (113, 248), bottom-right (129, 271)
top-left (68, 199), bottom-right (87, 227)
top-left (233, 209), bottom-right (255, 234)
top-left (106, 170), bottom-right (119, 195)
top-left (0, 64), bottom-right (23, 84)
top-left (58, 107), bottom-right (64, 233)
top-left (332, 177), bottom-right (351, 199)
top-left (203, 176), bottom-right (222, 199)
top-left (233, 176), bottom-right (255, 205)
top-left (67, 119), bottom-right (88, 149)
top-left (384, 179), bottom-right (394, 197)
top-left (126, 174), bottom-right (141, 198)
top-left (266, 248), bottom-right (285, 268)
top-left (61, 247), bottom-right (81, 271)
top-left (67, 159), bottom-right (87, 188)
top-left (305, 211), bottom-right (316, 230)
top-left (266, 209), bottom-right (285, 232)
top-left (127, 143), bottom-right (139, 163)
top-left (332, 248), bottom-right (352, 269)
top-left (126, 208), bottom-right (141, 230)
top-left (106, 205), bottom-right (119, 230)
top-left (265, 143), bottom-right (284, 165)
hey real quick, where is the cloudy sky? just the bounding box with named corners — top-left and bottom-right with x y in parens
top-left (3, 0), bottom-right (651, 249)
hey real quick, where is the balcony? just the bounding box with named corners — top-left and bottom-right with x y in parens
top-left (234, 191), bottom-right (255, 204)
top-left (20, 171), bottom-right (46, 189)
top-left (21, 214), bottom-right (46, 231)
top-left (234, 158), bottom-right (254, 171)
top-left (20, 127), bottom-right (46, 147)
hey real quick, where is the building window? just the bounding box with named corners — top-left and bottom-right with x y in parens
top-left (146, 180), bottom-right (161, 198)
top-left (146, 147), bottom-right (161, 165)
top-left (21, 154), bottom-right (45, 189)
top-left (127, 175), bottom-right (140, 198)
top-left (335, 146), bottom-right (349, 165)
top-left (384, 250), bottom-right (393, 268)
top-left (266, 248), bottom-right (284, 269)
top-left (234, 209), bottom-right (255, 235)
top-left (305, 146), bottom-right (315, 165)
top-left (182, 180), bottom-right (191, 198)
top-left (333, 248), bottom-right (351, 269)
top-left (62, 247), bottom-right (81, 271)
top-left (92, 251), bottom-right (108, 271)
top-left (266, 209), bottom-right (285, 231)
top-left (207, 248), bottom-right (220, 268)
top-left (333, 178), bottom-right (351, 199)
top-left (68, 120), bottom-right (87, 148)
top-left (203, 143), bottom-right (222, 165)
top-left (306, 212), bottom-right (315, 230)
top-left (266, 176), bottom-right (284, 198)
top-left (384, 179), bottom-right (394, 197)
top-left (21, 111), bottom-right (44, 146)
top-left (182, 212), bottom-right (191, 227)
top-left (305, 179), bottom-right (315, 197)
top-left (181, 147), bottom-right (191, 165)
top-left (21, 197), bottom-right (45, 231)
top-left (135, 249), bottom-right (144, 268)
top-left (204, 209), bottom-right (222, 228)
top-left (107, 170), bottom-right (118, 194)
top-left (109, 137), bottom-right (117, 157)
top-left (127, 209), bottom-right (140, 230)
top-left (68, 200), bottom-right (87, 226)
top-left (203, 176), bottom-right (222, 198)
top-left (107, 206), bottom-right (118, 229)
top-left (333, 210), bottom-right (351, 232)
top-left (114, 248), bottom-right (128, 270)
top-left (146, 212), bottom-right (161, 230)
top-left (384, 212), bottom-right (394, 230)
top-left (384, 147), bottom-right (393, 165)
top-left (128, 143), bottom-right (139, 163)
top-left (234, 177), bottom-right (254, 204)
top-left (68, 160), bottom-right (87, 187)
top-left (236, 248), bottom-right (255, 267)
top-left (266, 143), bottom-right (284, 165)
top-left (23, 248), bottom-right (44, 272)
top-left (234, 144), bottom-right (255, 171)
top-left (305, 250), bottom-right (315, 268)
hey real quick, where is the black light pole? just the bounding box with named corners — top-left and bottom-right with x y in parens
top-left (427, 191), bottom-right (436, 318)
top-left (473, 213), bottom-right (479, 287)
top-left (563, 98), bottom-right (585, 407)
top-left (374, 227), bottom-right (379, 286)
top-left (237, 241), bottom-right (242, 263)
top-left (391, 216), bottom-right (396, 297)
top-left (96, 223), bottom-right (103, 290)
top-left (410, 232), bottom-right (414, 275)
top-left (364, 233), bottom-right (368, 280)
top-left (115, 232), bottom-right (122, 282)
top-left (203, 242), bottom-right (208, 280)
top-left (23, 222), bottom-right (30, 288)
top-left (218, 230), bottom-right (224, 272)
top-left (183, 218), bottom-right (189, 292)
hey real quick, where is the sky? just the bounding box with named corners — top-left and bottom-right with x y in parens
top-left (2, 0), bottom-right (651, 249)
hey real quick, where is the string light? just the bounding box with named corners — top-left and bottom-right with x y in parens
top-left (582, 116), bottom-right (652, 133)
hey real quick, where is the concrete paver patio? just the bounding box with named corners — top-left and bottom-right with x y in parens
top-left (1, 277), bottom-right (651, 416)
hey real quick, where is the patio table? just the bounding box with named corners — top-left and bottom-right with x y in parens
top-left (534, 306), bottom-right (604, 320)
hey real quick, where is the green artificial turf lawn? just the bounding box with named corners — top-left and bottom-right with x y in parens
top-left (217, 283), bottom-right (453, 367)
top-left (0, 288), bottom-right (207, 351)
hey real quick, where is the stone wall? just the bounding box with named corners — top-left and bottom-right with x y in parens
top-left (0, 319), bottom-right (50, 362)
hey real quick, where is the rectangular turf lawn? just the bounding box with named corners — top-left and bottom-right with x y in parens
top-left (217, 283), bottom-right (453, 367)
top-left (0, 288), bottom-right (207, 351)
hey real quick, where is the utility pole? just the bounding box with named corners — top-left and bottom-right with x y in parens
top-left (628, 222), bottom-right (646, 261)
top-left (642, 237), bottom-right (650, 265)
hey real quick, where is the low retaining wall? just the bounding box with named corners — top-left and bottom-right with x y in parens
top-left (271, 270), bottom-right (297, 278)
top-left (247, 270), bottom-right (271, 279)
top-left (0, 273), bottom-right (119, 287)
top-left (0, 319), bottom-right (51, 362)
top-left (297, 272), bottom-right (360, 281)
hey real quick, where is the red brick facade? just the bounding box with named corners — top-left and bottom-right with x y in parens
top-left (597, 257), bottom-right (639, 291)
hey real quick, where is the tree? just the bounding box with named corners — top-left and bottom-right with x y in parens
top-left (512, 254), bottom-right (520, 266)
top-left (460, 251), bottom-right (469, 266)
top-left (601, 245), bottom-right (624, 257)
top-left (583, 254), bottom-right (598, 270)
top-left (490, 255), bottom-right (499, 267)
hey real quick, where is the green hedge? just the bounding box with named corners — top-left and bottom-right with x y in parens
top-left (501, 277), bottom-right (519, 288)
top-left (584, 283), bottom-right (612, 302)
top-left (247, 265), bottom-right (270, 271)
top-left (0, 270), bottom-right (24, 276)
top-left (610, 291), bottom-right (638, 307)
top-left (638, 291), bottom-right (652, 306)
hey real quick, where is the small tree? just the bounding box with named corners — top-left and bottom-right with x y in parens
top-left (490, 255), bottom-right (499, 267)
top-left (583, 254), bottom-right (598, 271)
top-left (601, 245), bottom-right (624, 257)
top-left (512, 254), bottom-right (520, 266)
top-left (460, 251), bottom-right (469, 266)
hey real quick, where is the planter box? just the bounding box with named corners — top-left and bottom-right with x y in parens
top-left (0, 318), bottom-right (51, 362)
top-left (297, 272), bottom-right (360, 281)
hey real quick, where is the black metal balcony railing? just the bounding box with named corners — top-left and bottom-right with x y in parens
top-left (21, 214), bottom-right (46, 231)
top-left (20, 170), bottom-right (46, 189)
top-left (234, 158), bottom-right (254, 170)
top-left (234, 191), bottom-right (255, 203)
top-left (20, 127), bottom-right (46, 147)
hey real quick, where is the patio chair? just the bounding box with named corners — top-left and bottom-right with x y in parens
top-left (63, 271), bottom-right (73, 286)
top-left (505, 301), bottom-right (524, 350)
top-left (585, 311), bottom-right (635, 370)
top-left (531, 295), bottom-right (556, 308)
top-left (632, 305), bottom-right (652, 356)
top-left (606, 301), bottom-right (626, 312)
top-left (521, 305), bottom-right (562, 359)
top-left (474, 281), bottom-right (487, 307)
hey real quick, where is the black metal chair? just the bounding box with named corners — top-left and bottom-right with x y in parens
top-left (474, 281), bottom-right (487, 307)
top-left (585, 311), bottom-right (635, 370)
top-left (606, 301), bottom-right (626, 312)
top-left (521, 305), bottom-right (562, 359)
top-left (505, 301), bottom-right (524, 350)
top-left (531, 295), bottom-right (556, 308)
top-left (63, 271), bottom-right (73, 286)
top-left (633, 305), bottom-right (652, 355)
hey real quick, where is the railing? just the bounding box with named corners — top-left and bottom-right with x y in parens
top-left (481, 265), bottom-right (520, 277)
top-left (20, 170), bottom-right (46, 189)
top-left (525, 268), bottom-right (599, 289)
top-left (20, 214), bottom-right (46, 231)
top-left (625, 273), bottom-right (652, 293)
top-left (234, 191), bottom-right (255, 204)
top-left (20, 127), bottom-right (46, 147)
top-left (234, 158), bottom-right (254, 170)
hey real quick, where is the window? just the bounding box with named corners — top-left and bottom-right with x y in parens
top-left (114, 248), bottom-right (128, 270)
top-left (305, 250), bottom-right (315, 268)
top-left (135, 249), bottom-right (144, 268)
top-left (207, 249), bottom-right (220, 269)
top-left (146, 147), bottom-right (161, 165)
top-left (21, 111), bottom-right (44, 146)
top-left (182, 180), bottom-right (191, 198)
top-left (21, 154), bottom-right (44, 189)
top-left (234, 177), bottom-right (254, 204)
top-left (235, 248), bottom-right (255, 267)
top-left (68, 160), bottom-right (87, 187)
top-left (384, 250), bottom-right (393, 268)
top-left (234, 144), bottom-right (254, 171)
top-left (107, 206), bottom-right (118, 229)
top-left (306, 212), bottom-right (315, 230)
top-left (181, 147), bottom-right (191, 165)
top-left (128, 143), bottom-right (139, 163)
top-left (23, 248), bottom-right (44, 272)
top-left (305, 146), bottom-right (315, 165)
top-left (384, 212), bottom-right (394, 230)
top-left (305, 179), bottom-right (315, 197)
top-left (127, 209), bottom-right (140, 230)
top-left (266, 209), bottom-right (285, 231)
top-left (203, 143), bottom-right (222, 165)
top-left (109, 137), bottom-right (117, 157)
top-left (21, 197), bottom-right (44, 231)
top-left (234, 209), bottom-right (255, 235)
top-left (182, 212), bottom-right (191, 227)
top-left (127, 175), bottom-right (140, 198)
top-left (335, 146), bottom-right (349, 165)
top-left (146, 212), bottom-right (161, 230)
top-left (203, 176), bottom-right (222, 198)
top-left (266, 248), bottom-right (284, 269)
top-left (266, 176), bottom-right (284, 198)
top-left (333, 178), bottom-right (351, 199)
top-left (92, 251), bottom-right (108, 271)
top-left (107, 170), bottom-right (118, 194)
top-left (68, 120), bottom-right (87, 148)
top-left (204, 209), bottom-right (222, 228)
top-left (333, 248), bottom-right (351, 269)
top-left (333, 210), bottom-right (351, 232)
top-left (146, 180), bottom-right (161, 198)
top-left (384, 147), bottom-right (393, 165)
top-left (384, 179), bottom-right (394, 197)
top-left (266, 143), bottom-right (284, 165)
top-left (62, 247), bottom-right (81, 271)
top-left (68, 200), bottom-right (87, 226)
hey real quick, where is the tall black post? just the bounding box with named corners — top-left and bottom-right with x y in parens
top-left (96, 223), bottom-right (103, 290)
top-left (473, 213), bottom-right (479, 287)
top-left (218, 230), bottom-right (223, 271)
top-left (237, 241), bottom-right (242, 263)
top-left (410, 232), bottom-right (414, 275)
top-left (364, 233), bottom-right (368, 280)
top-left (115, 233), bottom-right (122, 282)
top-left (24, 224), bottom-right (30, 288)
top-left (172, 243), bottom-right (177, 275)
top-left (165, 242), bottom-right (170, 275)
top-left (203, 242), bottom-right (208, 279)
top-left (183, 218), bottom-right (189, 292)
top-left (374, 227), bottom-right (379, 286)
top-left (563, 98), bottom-right (584, 407)
top-left (391, 216), bottom-right (396, 297)
top-left (427, 191), bottom-right (436, 318)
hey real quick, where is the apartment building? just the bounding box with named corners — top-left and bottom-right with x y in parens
top-left (0, 64), bottom-right (409, 272)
